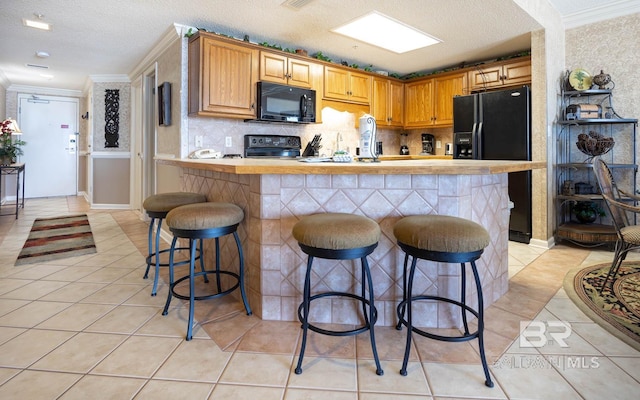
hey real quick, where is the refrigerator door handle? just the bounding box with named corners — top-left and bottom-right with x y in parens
top-left (475, 122), bottom-right (483, 160)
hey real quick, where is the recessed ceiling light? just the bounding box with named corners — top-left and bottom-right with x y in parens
top-left (40, 74), bottom-right (54, 79)
top-left (332, 11), bottom-right (441, 54)
top-left (36, 51), bottom-right (50, 58)
top-left (23, 18), bottom-right (52, 31)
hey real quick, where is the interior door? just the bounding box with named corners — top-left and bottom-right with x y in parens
top-left (18, 95), bottom-right (79, 198)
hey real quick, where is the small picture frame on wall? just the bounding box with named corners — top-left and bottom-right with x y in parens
top-left (158, 81), bottom-right (171, 126)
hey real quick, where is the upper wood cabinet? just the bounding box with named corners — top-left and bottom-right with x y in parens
top-left (188, 33), bottom-right (259, 118)
top-left (469, 57), bottom-right (531, 92)
top-left (259, 51), bottom-right (313, 88)
top-left (323, 66), bottom-right (371, 104)
top-left (372, 77), bottom-right (404, 127)
top-left (404, 72), bottom-right (466, 128)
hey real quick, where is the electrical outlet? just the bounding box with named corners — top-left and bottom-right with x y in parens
top-left (225, 136), bottom-right (232, 147)
top-left (195, 136), bottom-right (203, 148)
top-left (436, 140), bottom-right (442, 149)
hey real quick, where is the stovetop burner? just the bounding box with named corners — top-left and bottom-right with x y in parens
top-left (244, 135), bottom-right (301, 158)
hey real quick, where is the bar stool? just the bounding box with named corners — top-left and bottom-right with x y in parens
top-left (394, 215), bottom-right (493, 387)
top-left (142, 192), bottom-right (207, 296)
top-left (292, 213), bottom-right (384, 376)
top-left (162, 202), bottom-right (252, 340)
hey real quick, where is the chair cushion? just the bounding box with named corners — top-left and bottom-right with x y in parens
top-left (621, 225), bottom-right (640, 245)
top-left (166, 202), bottom-right (244, 230)
top-left (143, 192), bottom-right (207, 213)
top-left (394, 215), bottom-right (490, 253)
top-left (292, 213), bottom-right (380, 250)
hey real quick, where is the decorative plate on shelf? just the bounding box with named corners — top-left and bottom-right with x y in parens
top-left (569, 68), bottom-right (592, 91)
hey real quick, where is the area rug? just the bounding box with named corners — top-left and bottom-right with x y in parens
top-left (15, 214), bottom-right (97, 266)
top-left (564, 262), bottom-right (640, 351)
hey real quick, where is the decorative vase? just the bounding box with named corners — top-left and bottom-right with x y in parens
top-left (574, 201), bottom-right (599, 224)
top-left (592, 70), bottom-right (612, 89)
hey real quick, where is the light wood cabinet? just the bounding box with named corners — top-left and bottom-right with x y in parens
top-left (404, 72), bottom-right (466, 128)
top-left (259, 51), bottom-right (313, 88)
top-left (188, 33), bottom-right (259, 118)
top-left (372, 77), bottom-right (404, 127)
top-left (469, 57), bottom-right (531, 92)
top-left (404, 79), bottom-right (434, 127)
top-left (323, 66), bottom-right (371, 104)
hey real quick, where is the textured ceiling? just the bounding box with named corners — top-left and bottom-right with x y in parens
top-left (0, 0), bottom-right (636, 92)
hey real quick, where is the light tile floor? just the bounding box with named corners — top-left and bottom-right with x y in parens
top-left (0, 196), bottom-right (639, 399)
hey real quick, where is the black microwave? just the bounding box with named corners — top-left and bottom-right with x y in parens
top-left (255, 82), bottom-right (315, 123)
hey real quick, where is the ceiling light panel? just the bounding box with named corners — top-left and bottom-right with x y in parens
top-left (332, 11), bottom-right (441, 54)
top-left (23, 19), bottom-right (52, 30)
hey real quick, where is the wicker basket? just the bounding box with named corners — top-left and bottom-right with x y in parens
top-left (576, 131), bottom-right (615, 157)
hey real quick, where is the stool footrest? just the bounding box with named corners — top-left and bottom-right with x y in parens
top-left (396, 295), bottom-right (479, 342)
top-left (298, 291), bottom-right (378, 337)
top-left (170, 270), bottom-right (239, 302)
top-left (146, 247), bottom-right (200, 268)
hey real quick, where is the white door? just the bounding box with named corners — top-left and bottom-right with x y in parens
top-left (18, 95), bottom-right (79, 198)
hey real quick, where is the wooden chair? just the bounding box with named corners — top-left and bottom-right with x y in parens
top-left (592, 156), bottom-right (640, 291)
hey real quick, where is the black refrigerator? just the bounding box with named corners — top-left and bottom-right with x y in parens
top-left (452, 86), bottom-right (532, 243)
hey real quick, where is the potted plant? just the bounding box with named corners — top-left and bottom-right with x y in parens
top-left (573, 201), bottom-right (606, 224)
top-left (0, 118), bottom-right (26, 165)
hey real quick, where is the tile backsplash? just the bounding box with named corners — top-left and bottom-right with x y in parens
top-left (188, 106), bottom-right (453, 158)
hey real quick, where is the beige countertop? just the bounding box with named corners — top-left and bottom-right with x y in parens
top-left (157, 156), bottom-right (546, 175)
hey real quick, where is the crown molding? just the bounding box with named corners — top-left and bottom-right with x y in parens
top-left (128, 23), bottom-right (195, 81)
top-left (563, 0), bottom-right (640, 29)
top-left (5, 84), bottom-right (83, 97)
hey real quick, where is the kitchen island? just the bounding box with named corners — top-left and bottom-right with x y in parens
top-left (158, 157), bottom-right (545, 327)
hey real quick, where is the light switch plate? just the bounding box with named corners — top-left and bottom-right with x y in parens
top-left (195, 136), bottom-right (203, 148)
top-left (225, 137), bottom-right (232, 147)
top-left (436, 140), bottom-right (442, 148)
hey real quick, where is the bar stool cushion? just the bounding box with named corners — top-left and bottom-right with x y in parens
top-left (143, 192), bottom-right (207, 213)
top-left (394, 215), bottom-right (489, 253)
top-left (166, 202), bottom-right (244, 230)
top-left (293, 213), bottom-right (380, 250)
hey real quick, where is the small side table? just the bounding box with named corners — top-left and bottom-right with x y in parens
top-left (0, 163), bottom-right (25, 219)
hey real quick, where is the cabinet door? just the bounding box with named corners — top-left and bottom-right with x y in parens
top-left (372, 78), bottom-right (390, 124)
top-left (260, 51), bottom-right (288, 84)
top-left (199, 37), bottom-right (259, 117)
top-left (501, 59), bottom-right (532, 87)
top-left (433, 72), bottom-right (466, 126)
top-left (324, 67), bottom-right (370, 104)
top-left (348, 71), bottom-right (371, 104)
top-left (287, 58), bottom-right (313, 88)
top-left (324, 66), bottom-right (350, 101)
top-left (389, 80), bottom-right (404, 126)
top-left (469, 65), bottom-right (503, 91)
top-left (404, 79), bottom-right (434, 127)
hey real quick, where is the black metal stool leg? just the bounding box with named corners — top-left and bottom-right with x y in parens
top-left (363, 256), bottom-right (383, 376)
top-left (186, 238), bottom-right (198, 341)
top-left (162, 236), bottom-right (179, 315)
top-left (233, 232), bottom-right (252, 315)
top-left (199, 238), bottom-right (209, 283)
top-left (143, 217), bottom-right (156, 279)
top-left (396, 253), bottom-right (410, 330)
top-left (400, 256), bottom-right (418, 376)
top-left (295, 255), bottom-right (314, 374)
top-left (460, 262), bottom-right (470, 335)
top-left (471, 261), bottom-right (493, 388)
top-left (150, 218), bottom-right (165, 296)
top-left (214, 238), bottom-right (222, 292)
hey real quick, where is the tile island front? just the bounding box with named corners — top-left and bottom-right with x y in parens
top-left (157, 157), bottom-right (545, 328)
